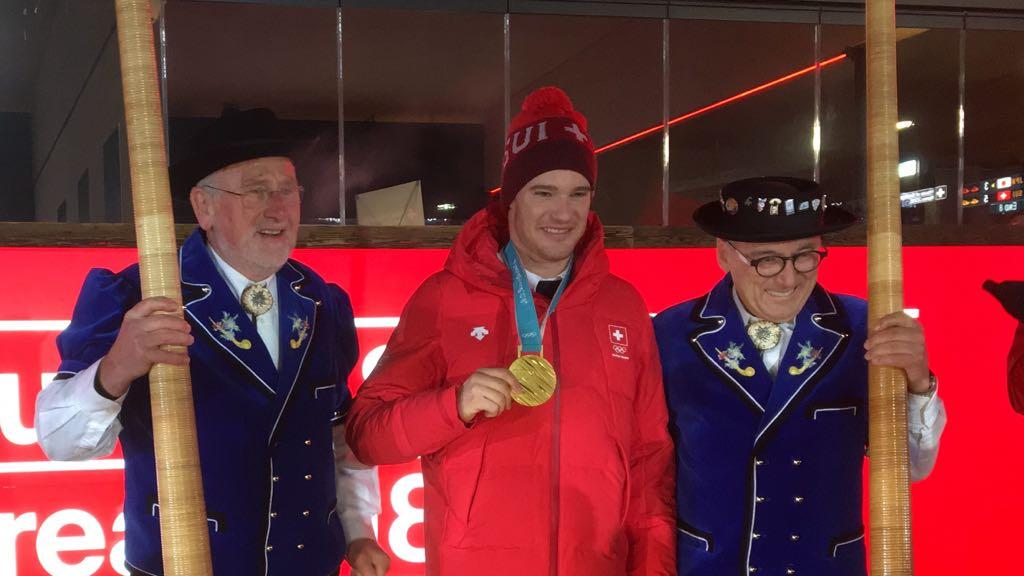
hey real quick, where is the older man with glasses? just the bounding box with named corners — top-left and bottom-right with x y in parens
top-left (653, 176), bottom-right (946, 576)
top-left (35, 108), bottom-right (389, 576)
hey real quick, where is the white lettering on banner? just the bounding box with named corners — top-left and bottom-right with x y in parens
top-left (0, 321), bottom-right (70, 332)
top-left (0, 314), bottom-right (396, 449)
top-left (0, 460), bottom-right (125, 474)
top-left (0, 372), bottom-right (56, 446)
top-left (389, 473), bottom-right (425, 563)
top-left (110, 513), bottom-right (128, 576)
top-left (0, 374), bottom-right (37, 445)
top-left (0, 509), bottom-right (127, 576)
top-left (0, 318), bottom-right (398, 574)
top-left (0, 319), bottom-right (396, 331)
top-left (37, 509), bottom-right (105, 576)
top-left (353, 317), bottom-right (400, 329)
top-left (0, 512), bottom-right (38, 575)
top-left (361, 345), bottom-right (387, 380)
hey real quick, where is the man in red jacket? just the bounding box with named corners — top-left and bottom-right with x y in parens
top-left (346, 87), bottom-right (676, 575)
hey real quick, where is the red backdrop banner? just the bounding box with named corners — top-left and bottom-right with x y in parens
top-left (0, 245), bottom-right (1019, 575)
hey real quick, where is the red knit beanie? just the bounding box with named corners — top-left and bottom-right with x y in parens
top-left (500, 87), bottom-right (597, 205)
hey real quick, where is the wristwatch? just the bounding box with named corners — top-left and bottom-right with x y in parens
top-left (910, 372), bottom-right (937, 397)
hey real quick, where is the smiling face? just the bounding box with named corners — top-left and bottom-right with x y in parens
top-left (716, 236), bottom-right (822, 323)
top-left (507, 169), bottom-right (593, 278)
top-left (189, 156), bottom-right (300, 281)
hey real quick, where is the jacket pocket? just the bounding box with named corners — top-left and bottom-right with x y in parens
top-left (150, 499), bottom-right (224, 533)
top-left (677, 518), bottom-right (713, 553)
top-left (313, 383), bottom-right (335, 400)
top-left (326, 499), bottom-right (338, 526)
top-left (440, 434), bottom-right (487, 547)
top-left (806, 396), bottom-right (864, 422)
top-left (830, 527), bottom-right (865, 558)
top-left (809, 404), bottom-right (858, 420)
top-left (616, 440), bottom-right (631, 528)
top-left (313, 382), bottom-right (341, 425)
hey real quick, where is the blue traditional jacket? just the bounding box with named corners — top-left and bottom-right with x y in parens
top-left (654, 275), bottom-right (869, 576)
top-left (55, 229), bottom-right (358, 576)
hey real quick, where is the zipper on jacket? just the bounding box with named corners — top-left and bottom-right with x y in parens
top-left (549, 315), bottom-right (561, 576)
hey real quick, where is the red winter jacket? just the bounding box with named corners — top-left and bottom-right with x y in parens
top-left (347, 204), bottom-right (676, 575)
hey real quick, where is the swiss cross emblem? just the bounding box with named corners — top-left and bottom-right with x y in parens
top-left (608, 324), bottom-right (630, 360)
top-left (608, 325), bottom-right (629, 347)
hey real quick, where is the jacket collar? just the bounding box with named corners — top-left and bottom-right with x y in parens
top-left (181, 229), bottom-right (278, 396)
top-left (267, 260), bottom-right (318, 443)
top-left (179, 229), bottom-right (316, 408)
top-left (755, 283), bottom-right (849, 444)
top-left (691, 275), bottom-right (772, 414)
top-left (690, 275), bottom-right (851, 433)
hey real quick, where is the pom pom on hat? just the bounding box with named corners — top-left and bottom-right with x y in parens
top-left (508, 87), bottom-right (588, 133)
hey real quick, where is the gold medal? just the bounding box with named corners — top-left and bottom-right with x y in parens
top-left (746, 320), bottom-right (782, 351)
top-left (241, 283), bottom-right (273, 317)
top-left (509, 354), bottom-right (557, 407)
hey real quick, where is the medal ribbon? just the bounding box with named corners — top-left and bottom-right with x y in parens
top-left (502, 242), bottom-right (572, 354)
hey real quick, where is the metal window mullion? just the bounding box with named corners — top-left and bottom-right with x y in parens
top-left (661, 15), bottom-right (670, 226)
top-left (813, 14), bottom-right (822, 182)
top-left (336, 5), bottom-right (346, 224)
top-left (956, 15), bottom-right (966, 225)
top-left (504, 10), bottom-right (511, 133)
top-left (158, 1), bottom-right (170, 165)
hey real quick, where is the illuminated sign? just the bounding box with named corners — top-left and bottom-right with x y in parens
top-left (994, 200), bottom-right (1020, 214)
top-left (900, 185), bottom-right (948, 208)
top-left (898, 159), bottom-right (920, 179)
top-left (963, 174), bottom-right (1024, 210)
top-left (1, 246), bottom-right (1022, 575)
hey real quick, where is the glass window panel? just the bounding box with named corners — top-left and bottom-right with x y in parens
top-left (511, 14), bottom-right (663, 226)
top-left (820, 26), bottom-right (960, 226)
top-left (1, 0), bottom-right (124, 222)
top-left (342, 8), bottom-right (503, 225)
top-left (165, 1), bottom-right (337, 223)
top-left (963, 28), bottom-right (1024, 226)
top-left (668, 20), bottom-right (816, 226)
top-left (819, 24), bottom-right (866, 216)
top-left (894, 28), bottom-right (960, 226)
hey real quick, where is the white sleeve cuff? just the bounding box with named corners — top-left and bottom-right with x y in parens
top-left (340, 505), bottom-right (377, 543)
top-left (907, 384), bottom-right (943, 439)
top-left (35, 358), bottom-right (124, 460)
top-left (334, 425), bottom-right (381, 544)
top-left (907, 382), bottom-right (947, 481)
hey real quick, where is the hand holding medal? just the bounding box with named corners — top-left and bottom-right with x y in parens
top-left (456, 368), bottom-right (524, 423)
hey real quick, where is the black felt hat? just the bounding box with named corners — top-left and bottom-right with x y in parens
top-left (169, 107), bottom-right (311, 198)
top-left (692, 176), bottom-right (859, 242)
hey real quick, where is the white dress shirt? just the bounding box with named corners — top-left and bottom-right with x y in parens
top-left (208, 247), bottom-right (280, 368)
top-left (732, 289), bottom-right (947, 481)
top-left (524, 265), bottom-right (569, 293)
top-left (35, 248), bottom-right (380, 544)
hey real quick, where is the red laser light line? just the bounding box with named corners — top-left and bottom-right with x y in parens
top-left (488, 53), bottom-right (849, 196)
